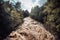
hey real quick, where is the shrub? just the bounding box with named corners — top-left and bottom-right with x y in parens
top-left (0, 1), bottom-right (23, 39)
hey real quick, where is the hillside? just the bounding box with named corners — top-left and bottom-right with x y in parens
top-left (4, 17), bottom-right (55, 40)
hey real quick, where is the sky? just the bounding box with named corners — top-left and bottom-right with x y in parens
top-left (19, 0), bottom-right (47, 12)
top-left (4, 0), bottom-right (47, 12)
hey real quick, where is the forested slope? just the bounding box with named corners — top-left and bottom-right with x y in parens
top-left (30, 0), bottom-right (60, 39)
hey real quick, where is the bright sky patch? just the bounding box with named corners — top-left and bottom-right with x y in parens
top-left (18, 0), bottom-right (47, 12)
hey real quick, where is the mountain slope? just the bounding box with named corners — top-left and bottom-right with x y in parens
top-left (4, 17), bottom-right (55, 40)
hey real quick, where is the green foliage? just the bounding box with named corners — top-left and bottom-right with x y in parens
top-left (2, 1), bottom-right (23, 30)
top-left (56, 24), bottom-right (60, 32)
top-left (15, 2), bottom-right (21, 11)
top-left (30, 6), bottom-right (44, 23)
top-left (0, 0), bottom-right (3, 2)
top-left (30, 0), bottom-right (60, 39)
top-left (0, 1), bottom-right (23, 39)
top-left (22, 10), bottom-right (29, 18)
top-left (43, 0), bottom-right (60, 39)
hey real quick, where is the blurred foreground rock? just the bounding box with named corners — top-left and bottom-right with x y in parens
top-left (4, 17), bottom-right (55, 40)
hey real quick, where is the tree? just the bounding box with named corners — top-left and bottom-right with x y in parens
top-left (15, 2), bottom-right (21, 11)
top-left (30, 6), bottom-right (40, 18)
top-left (30, 6), bottom-right (44, 22)
top-left (23, 10), bottom-right (29, 18)
top-left (0, 0), bottom-right (23, 39)
top-left (40, 0), bottom-right (60, 39)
